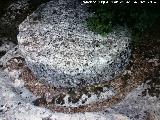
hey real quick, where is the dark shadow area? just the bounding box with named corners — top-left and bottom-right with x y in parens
top-left (87, 0), bottom-right (160, 38)
top-left (0, 0), bottom-right (50, 44)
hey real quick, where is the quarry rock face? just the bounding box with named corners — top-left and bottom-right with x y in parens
top-left (17, 0), bottom-right (131, 88)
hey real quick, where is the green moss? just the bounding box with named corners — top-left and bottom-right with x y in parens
top-left (87, 16), bottom-right (112, 36)
top-left (86, 1), bottom-right (160, 40)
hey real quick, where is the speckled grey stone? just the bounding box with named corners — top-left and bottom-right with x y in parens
top-left (17, 0), bottom-right (131, 88)
top-left (1, 48), bottom-right (160, 120)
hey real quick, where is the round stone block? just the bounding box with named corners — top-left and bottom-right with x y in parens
top-left (17, 0), bottom-right (131, 88)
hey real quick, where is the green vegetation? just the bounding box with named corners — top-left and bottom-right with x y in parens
top-left (87, 1), bottom-right (160, 39)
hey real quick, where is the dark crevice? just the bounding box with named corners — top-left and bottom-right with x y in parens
top-left (0, 51), bottom-right (6, 58)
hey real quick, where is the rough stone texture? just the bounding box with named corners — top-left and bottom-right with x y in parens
top-left (105, 84), bottom-right (160, 120)
top-left (0, 46), bottom-right (20, 67)
top-left (0, 48), bottom-right (128, 120)
top-left (18, 0), bottom-right (131, 88)
top-left (0, 48), bottom-right (160, 120)
top-left (0, 47), bottom-right (116, 108)
top-left (0, 38), bottom-right (16, 58)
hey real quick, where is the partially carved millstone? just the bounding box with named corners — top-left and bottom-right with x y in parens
top-left (18, 0), bottom-right (131, 88)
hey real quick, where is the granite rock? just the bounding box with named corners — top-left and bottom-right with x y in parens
top-left (18, 0), bottom-right (131, 87)
top-left (0, 38), bottom-right (16, 59)
top-left (0, 69), bottom-right (129, 120)
top-left (0, 47), bottom-right (159, 120)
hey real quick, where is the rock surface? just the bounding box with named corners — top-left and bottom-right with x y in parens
top-left (0, 0), bottom-right (159, 120)
top-left (18, 0), bottom-right (131, 88)
top-left (0, 47), bottom-right (160, 120)
top-left (0, 46), bottom-right (118, 109)
top-left (0, 38), bottom-right (16, 58)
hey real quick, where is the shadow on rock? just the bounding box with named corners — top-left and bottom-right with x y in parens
top-left (0, 0), bottom-right (50, 44)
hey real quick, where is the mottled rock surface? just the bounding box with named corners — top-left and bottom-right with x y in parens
top-left (0, 38), bottom-right (16, 58)
top-left (0, 47), bottom-right (160, 120)
top-left (18, 0), bottom-right (131, 88)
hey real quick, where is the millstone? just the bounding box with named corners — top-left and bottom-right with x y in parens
top-left (17, 0), bottom-right (131, 88)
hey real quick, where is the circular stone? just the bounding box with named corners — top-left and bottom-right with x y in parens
top-left (17, 0), bottom-right (131, 88)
